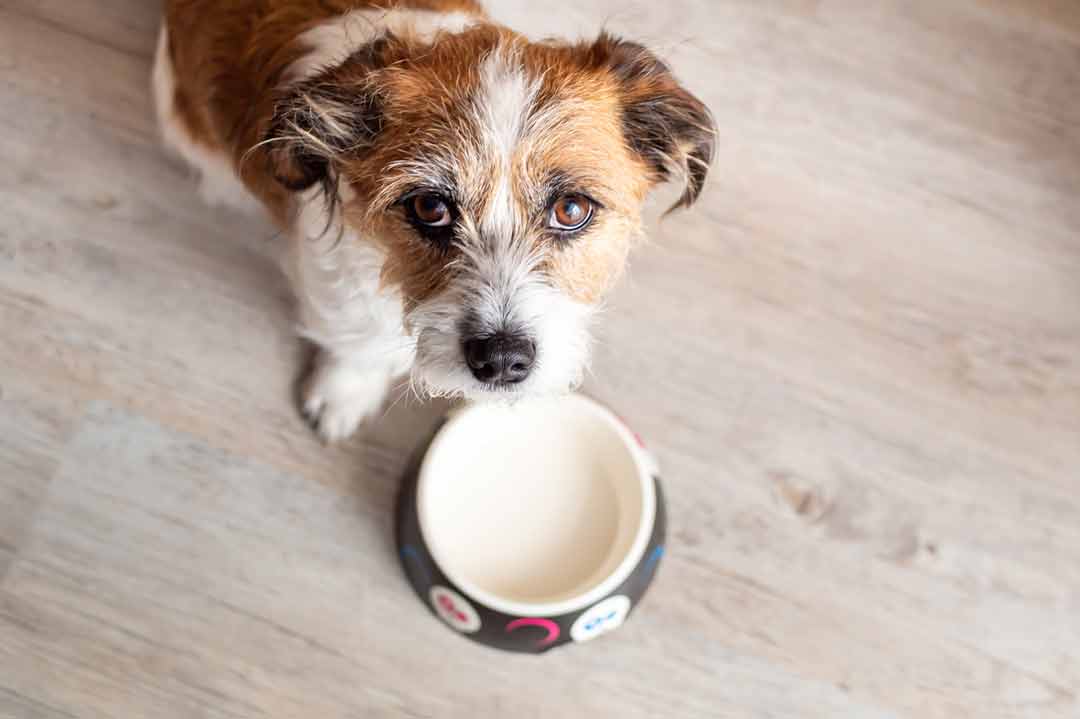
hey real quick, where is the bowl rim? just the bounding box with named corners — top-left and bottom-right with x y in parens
top-left (416, 393), bottom-right (657, 617)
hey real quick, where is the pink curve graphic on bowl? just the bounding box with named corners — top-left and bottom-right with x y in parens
top-left (505, 618), bottom-right (560, 647)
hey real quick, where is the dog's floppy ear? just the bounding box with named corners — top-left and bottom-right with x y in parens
top-left (264, 80), bottom-right (382, 192)
top-left (262, 36), bottom-right (396, 192)
top-left (587, 34), bottom-right (716, 211)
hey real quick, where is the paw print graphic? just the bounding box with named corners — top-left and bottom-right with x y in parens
top-left (429, 586), bottom-right (481, 633)
top-left (571, 595), bottom-right (632, 642)
top-left (437, 594), bottom-right (469, 624)
top-left (584, 609), bottom-right (619, 633)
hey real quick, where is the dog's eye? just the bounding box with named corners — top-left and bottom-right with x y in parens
top-left (408, 193), bottom-right (453, 227)
top-left (548, 194), bottom-right (594, 233)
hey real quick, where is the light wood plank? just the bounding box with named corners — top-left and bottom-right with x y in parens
top-left (5, 0), bottom-right (161, 59)
top-left (0, 687), bottom-right (77, 719)
top-left (0, 379), bottom-right (81, 580)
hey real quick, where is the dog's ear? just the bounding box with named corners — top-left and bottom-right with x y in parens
top-left (586, 34), bottom-right (716, 211)
top-left (264, 81), bottom-right (382, 192)
top-left (262, 37), bottom-right (396, 192)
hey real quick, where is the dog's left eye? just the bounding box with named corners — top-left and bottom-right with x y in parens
top-left (407, 193), bottom-right (454, 227)
top-left (548, 194), bottom-right (594, 233)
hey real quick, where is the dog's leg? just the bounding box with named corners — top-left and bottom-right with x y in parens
top-left (291, 278), bottom-right (414, 443)
top-left (286, 191), bottom-right (414, 442)
top-left (299, 341), bottom-right (412, 443)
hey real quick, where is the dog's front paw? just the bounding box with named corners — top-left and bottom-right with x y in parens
top-left (300, 353), bottom-right (393, 443)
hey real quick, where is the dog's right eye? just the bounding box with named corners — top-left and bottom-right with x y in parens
top-left (407, 193), bottom-right (453, 227)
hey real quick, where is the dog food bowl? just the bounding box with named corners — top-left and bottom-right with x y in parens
top-left (395, 394), bottom-right (665, 653)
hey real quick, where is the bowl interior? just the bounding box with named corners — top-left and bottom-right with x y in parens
top-left (417, 395), bottom-right (653, 616)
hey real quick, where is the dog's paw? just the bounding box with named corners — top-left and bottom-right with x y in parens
top-left (300, 355), bottom-right (392, 443)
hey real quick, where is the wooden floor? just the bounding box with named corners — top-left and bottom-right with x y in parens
top-left (1, 0), bottom-right (1079, 716)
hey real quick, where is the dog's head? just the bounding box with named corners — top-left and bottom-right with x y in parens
top-left (264, 25), bottom-right (714, 400)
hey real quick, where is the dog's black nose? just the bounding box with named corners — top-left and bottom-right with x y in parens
top-left (464, 334), bottom-right (536, 385)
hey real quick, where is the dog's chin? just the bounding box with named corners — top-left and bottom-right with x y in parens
top-left (411, 365), bottom-right (584, 404)
top-left (452, 381), bottom-right (534, 405)
top-left (410, 338), bottom-right (588, 403)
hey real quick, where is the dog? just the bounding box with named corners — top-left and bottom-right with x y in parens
top-left (154, 0), bottom-right (715, 442)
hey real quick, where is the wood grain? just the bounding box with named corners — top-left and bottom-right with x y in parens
top-left (1, 0), bottom-right (1078, 717)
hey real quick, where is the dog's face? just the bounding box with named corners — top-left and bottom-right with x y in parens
top-left (265, 26), bottom-right (714, 400)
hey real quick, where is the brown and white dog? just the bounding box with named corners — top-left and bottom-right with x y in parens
top-left (154, 0), bottom-right (714, 441)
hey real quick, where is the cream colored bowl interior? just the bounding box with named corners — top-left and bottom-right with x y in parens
top-left (417, 394), bottom-right (655, 617)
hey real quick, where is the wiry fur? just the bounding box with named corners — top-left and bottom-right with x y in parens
top-left (155, 0), bottom-right (715, 441)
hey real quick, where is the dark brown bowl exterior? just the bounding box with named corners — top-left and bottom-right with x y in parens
top-left (394, 419), bottom-right (666, 654)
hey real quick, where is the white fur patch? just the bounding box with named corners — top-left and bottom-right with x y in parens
top-left (302, 351), bottom-right (402, 442)
top-left (286, 185), bottom-right (410, 360)
top-left (286, 8), bottom-right (478, 83)
top-left (286, 184), bottom-right (415, 440)
top-left (152, 24), bottom-right (261, 213)
top-left (476, 50), bottom-right (538, 240)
